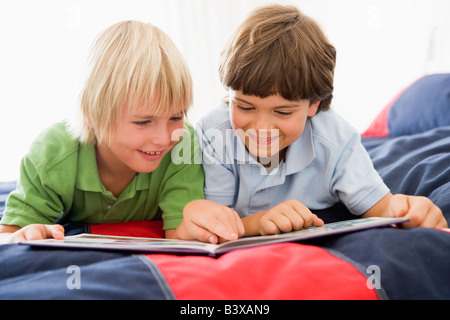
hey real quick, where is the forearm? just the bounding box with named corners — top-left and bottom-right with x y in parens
top-left (0, 224), bottom-right (21, 233)
top-left (361, 193), bottom-right (392, 218)
top-left (241, 210), bottom-right (268, 236)
top-left (0, 225), bottom-right (21, 244)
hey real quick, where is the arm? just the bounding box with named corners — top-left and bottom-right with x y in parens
top-left (166, 199), bottom-right (324, 241)
top-left (0, 160), bottom-right (68, 243)
top-left (0, 225), bottom-right (21, 243)
top-left (165, 199), bottom-right (244, 243)
top-left (362, 192), bottom-right (447, 228)
top-left (0, 156), bottom-right (68, 243)
top-left (165, 121), bottom-right (244, 243)
top-left (0, 224), bottom-right (64, 244)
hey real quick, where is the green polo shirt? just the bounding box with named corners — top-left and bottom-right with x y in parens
top-left (1, 121), bottom-right (204, 230)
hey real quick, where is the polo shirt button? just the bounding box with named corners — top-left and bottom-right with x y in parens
top-left (107, 205), bottom-right (112, 210)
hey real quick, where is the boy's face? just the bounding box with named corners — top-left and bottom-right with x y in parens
top-left (96, 105), bottom-right (185, 177)
top-left (229, 90), bottom-right (319, 165)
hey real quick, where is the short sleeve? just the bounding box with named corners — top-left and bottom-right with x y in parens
top-left (158, 125), bottom-right (205, 230)
top-left (196, 122), bottom-right (238, 207)
top-left (1, 155), bottom-right (64, 227)
top-left (329, 132), bottom-right (390, 215)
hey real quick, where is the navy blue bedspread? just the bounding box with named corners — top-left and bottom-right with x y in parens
top-left (0, 126), bottom-right (449, 300)
top-left (362, 126), bottom-right (450, 221)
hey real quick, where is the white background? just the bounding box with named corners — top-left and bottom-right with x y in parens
top-left (1, 0), bottom-right (449, 181)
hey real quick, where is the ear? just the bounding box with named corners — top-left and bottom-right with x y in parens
top-left (308, 100), bottom-right (321, 117)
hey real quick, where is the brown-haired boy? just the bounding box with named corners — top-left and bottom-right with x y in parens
top-left (196, 4), bottom-right (447, 236)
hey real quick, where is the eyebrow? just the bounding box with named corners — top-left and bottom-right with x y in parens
top-left (133, 111), bottom-right (184, 119)
top-left (134, 114), bottom-right (156, 119)
top-left (233, 97), bottom-right (302, 109)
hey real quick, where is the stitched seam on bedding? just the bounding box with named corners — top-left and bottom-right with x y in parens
top-left (323, 248), bottom-right (389, 300)
top-left (134, 255), bottom-right (176, 300)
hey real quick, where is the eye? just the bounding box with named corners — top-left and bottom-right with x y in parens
top-left (134, 120), bottom-right (152, 126)
top-left (170, 114), bottom-right (184, 122)
top-left (234, 102), bottom-right (254, 112)
top-left (275, 110), bottom-right (293, 117)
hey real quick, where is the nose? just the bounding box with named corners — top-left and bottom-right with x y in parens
top-left (148, 121), bottom-right (172, 147)
top-left (252, 113), bottom-right (275, 134)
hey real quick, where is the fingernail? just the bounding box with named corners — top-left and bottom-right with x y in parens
top-left (208, 236), bottom-right (215, 244)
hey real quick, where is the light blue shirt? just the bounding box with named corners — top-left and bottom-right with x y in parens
top-left (196, 102), bottom-right (390, 217)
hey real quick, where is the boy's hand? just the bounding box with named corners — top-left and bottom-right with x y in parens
top-left (250, 199), bottom-right (324, 236)
top-left (171, 199), bottom-right (245, 244)
top-left (387, 194), bottom-right (447, 228)
top-left (6, 224), bottom-right (65, 243)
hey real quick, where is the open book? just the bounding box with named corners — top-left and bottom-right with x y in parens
top-left (21, 217), bottom-right (407, 256)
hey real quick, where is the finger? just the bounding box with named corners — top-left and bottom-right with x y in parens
top-left (397, 196), bottom-right (438, 228)
top-left (311, 214), bottom-right (324, 227)
top-left (410, 200), bottom-right (446, 228)
top-left (197, 217), bottom-right (239, 243)
top-left (436, 216), bottom-right (449, 229)
top-left (13, 225), bottom-right (45, 242)
top-left (387, 194), bottom-right (412, 228)
top-left (217, 212), bottom-right (245, 243)
top-left (185, 220), bottom-right (219, 244)
top-left (276, 213), bottom-right (296, 233)
top-left (211, 220), bottom-right (239, 241)
top-left (232, 211), bottom-right (245, 237)
top-left (289, 202), bottom-right (318, 229)
top-left (48, 224), bottom-right (65, 240)
top-left (421, 212), bottom-right (446, 229)
top-left (388, 194), bottom-right (410, 219)
top-left (222, 207), bottom-right (245, 238)
top-left (280, 210), bottom-right (323, 230)
top-left (259, 219), bottom-right (281, 236)
top-left (263, 205), bottom-right (299, 232)
top-left (9, 232), bottom-right (27, 244)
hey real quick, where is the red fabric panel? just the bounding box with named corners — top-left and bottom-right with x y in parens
top-left (149, 243), bottom-right (380, 300)
top-left (90, 220), bottom-right (165, 238)
top-left (361, 103), bottom-right (391, 137)
top-left (361, 86), bottom-right (408, 137)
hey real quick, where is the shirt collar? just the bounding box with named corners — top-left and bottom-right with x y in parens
top-left (76, 143), bottom-right (104, 192)
top-left (233, 134), bottom-right (260, 166)
top-left (284, 118), bottom-right (316, 175)
top-left (75, 143), bottom-right (151, 193)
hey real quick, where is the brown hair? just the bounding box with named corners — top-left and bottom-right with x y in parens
top-left (219, 4), bottom-right (336, 112)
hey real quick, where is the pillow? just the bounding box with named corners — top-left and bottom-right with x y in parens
top-left (361, 88), bottom-right (407, 137)
top-left (362, 74), bottom-right (450, 137)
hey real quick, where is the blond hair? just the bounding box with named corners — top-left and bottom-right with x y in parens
top-left (219, 5), bottom-right (336, 112)
top-left (71, 20), bottom-right (193, 145)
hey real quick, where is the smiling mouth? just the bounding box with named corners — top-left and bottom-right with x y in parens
top-left (248, 135), bottom-right (279, 146)
top-left (142, 151), bottom-right (162, 155)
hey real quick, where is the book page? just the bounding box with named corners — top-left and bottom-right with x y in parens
top-left (21, 217), bottom-right (408, 255)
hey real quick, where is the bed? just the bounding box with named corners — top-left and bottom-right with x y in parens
top-left (0, 74), bottom-right (449, 300)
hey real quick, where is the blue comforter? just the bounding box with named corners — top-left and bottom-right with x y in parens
top-left (0, 126), bottom-right (449, 300)
top-left (362, 126), bottom-right (450, 220)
